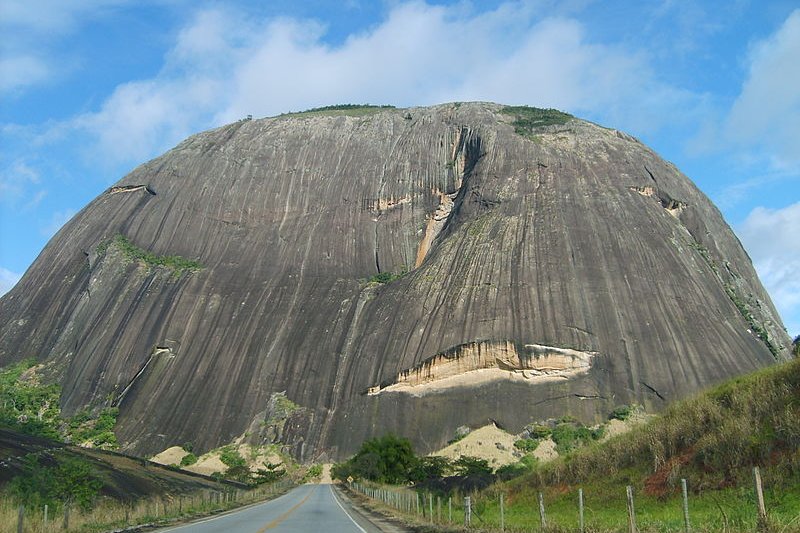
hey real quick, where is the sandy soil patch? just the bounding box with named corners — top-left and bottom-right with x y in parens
top-left (186, 454), bottom-right (227, 476)
top-left (602, 413), bottom-right (651, 440)
top-left (184, 443), bottom-right (283, 476)
top-left (150, 446), bottom-right (189, 466)
top-left (431, 423), bottom-right (518, 467)
top-left (532, 438), bottom-right (558, 461)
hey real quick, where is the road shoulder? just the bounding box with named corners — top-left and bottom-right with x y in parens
top-left (329, 483), bottom-right (416, 533)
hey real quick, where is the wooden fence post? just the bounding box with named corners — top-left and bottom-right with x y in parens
top-left (681, 479), bottom-right (690, 533)
top-left (538, 492), bottom-right (546, 530)
top-left (500, 493), bottom-right (505, 531)
top-left (437, 496), bottom-right (441, 522)
top-left (44, 504), bottom-right (49, 530)
top-left (578, 488), bottom-right (584, 533)
top-left (754, 467), bottom-right (767, 528)
top-left (626, 486), bottom-right (637, 533)
top-left (465, 496), bottom-right (471, 526)
top-left (63, 503), bottom-right (70, 530)
top-left (448, 497), bottom-right (452, 523)
top-left (17, 505), bottom-right (23, 533)
top-left (429, 493), bottom-right (433, 523)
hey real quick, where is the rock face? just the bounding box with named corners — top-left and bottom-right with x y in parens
top-left (0, 103), bottom-right (791, 460)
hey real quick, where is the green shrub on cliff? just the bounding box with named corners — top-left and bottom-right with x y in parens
top-left (0, 360), bottom-right (61, 439)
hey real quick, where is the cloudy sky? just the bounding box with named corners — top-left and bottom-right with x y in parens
top-left (1, 0), bottom-right (798, 336)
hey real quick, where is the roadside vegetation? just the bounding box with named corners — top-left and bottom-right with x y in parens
top-left (339, 357), bottom-right (800, 531)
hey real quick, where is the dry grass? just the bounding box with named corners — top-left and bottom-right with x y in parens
top-left (0, 479), bottom-right (293, 533)
top-left (517, 358), bottom-right (800, 491)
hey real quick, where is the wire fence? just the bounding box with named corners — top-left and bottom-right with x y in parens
top-left (348, 466), bottom-right (794, 532)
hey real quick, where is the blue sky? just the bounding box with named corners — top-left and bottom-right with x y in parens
top-left (1, 0), bottom-right (798, 337)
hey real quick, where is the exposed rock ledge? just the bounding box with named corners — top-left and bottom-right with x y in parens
top-left (367, 340), bottom-right (596, 397)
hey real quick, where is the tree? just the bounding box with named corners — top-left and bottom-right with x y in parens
top-left (337, 434), bottom-right (418, 484)
top-left (409, 456), bottom-right (450, 483)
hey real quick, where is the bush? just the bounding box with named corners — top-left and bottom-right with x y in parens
top-left (409, 456), bottom-right (451, 483)
top-left (496, 455), bottom-right (538, 481)
top-left (9, 455), bottom-right (102, 511)
top-left (67, 407), bottom-right (119, 449)
top-left (452, 455), bottom-right (492, 477)
top-left (525, 424), bottom-right (552, 439)
top-left (514, 438), bottom-right (540, 452)
top-left (367, 270), bottom-right (406, 284)
top-left (304, 464), bottom-right (322, 481)
top-left (180, 453), bottom-right (198, 467)
top-left (551, 421), bottom-right (603, 455)
top-left (254, 462), bottom-right (286, 485)
top-left (0, 360), bottom-right (62, 440)
top-left (609, 404), bottom-right (637, 421)
top-left (452, 456), bottom-right (494, 491)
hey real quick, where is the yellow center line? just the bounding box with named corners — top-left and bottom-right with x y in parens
top-left (256, 485), bottom-right (317, 532)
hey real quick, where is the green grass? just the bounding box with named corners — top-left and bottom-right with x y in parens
top-left (501, 105), bottom-right (573, 139)
top-left (100, 234), bottom-right (202, 274)
top-left (367, 270), bottom-right (407, 284)
top-left (282, 104), bottom-right (395, 118)
top-left (465, 471), bottom-right (800, 532)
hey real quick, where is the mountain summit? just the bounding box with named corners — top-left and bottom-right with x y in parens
top-left (0, 103), bottom-right (790, 459)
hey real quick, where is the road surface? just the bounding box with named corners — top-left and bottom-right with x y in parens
top-left (157, 484), bottom-right (392, 532)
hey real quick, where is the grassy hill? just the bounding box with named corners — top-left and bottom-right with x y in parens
top-left (481, 357), bottom-right (800, 531)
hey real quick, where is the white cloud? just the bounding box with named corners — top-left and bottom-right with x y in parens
top-left (0, 267), bottom-right (21, 296)
top-left (72, 2), bottom-right (701, 166)
top-left (0, 0), bottom-right (134, 34)
top-left (0, 160), bottom-right (41, 204)
top-left (737, 202), bottom-right (800, 336)
top-left (0, 55), bottom-right (50, 93)
top-left (0, 0), bottom-right (142, 94)
top-left (725, 9), bottom-right (800, 169)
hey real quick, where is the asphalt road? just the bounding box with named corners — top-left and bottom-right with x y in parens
top-left (157, 484), bottom-right (387, 533)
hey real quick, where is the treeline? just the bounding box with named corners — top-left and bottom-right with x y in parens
top-left (333, 434), bottom-right (524, 493)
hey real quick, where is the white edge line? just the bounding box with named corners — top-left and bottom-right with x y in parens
top-left (329, 484), bottom-right (368, 533)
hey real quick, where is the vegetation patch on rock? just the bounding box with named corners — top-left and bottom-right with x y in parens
top-left (501, 105), bottom-right (573, 138)
top-left (98, 234), bottom-right (202, 274)
top-left (284, 103), bottom-right (395, 118)
top-left (0, 360), bottom-right (119, 449)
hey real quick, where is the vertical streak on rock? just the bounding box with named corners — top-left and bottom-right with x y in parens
top-left (318, 285), bottom-right (375, 451)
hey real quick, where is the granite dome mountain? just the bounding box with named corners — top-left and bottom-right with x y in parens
top-left (0, 103), bottom-right (791, 460)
